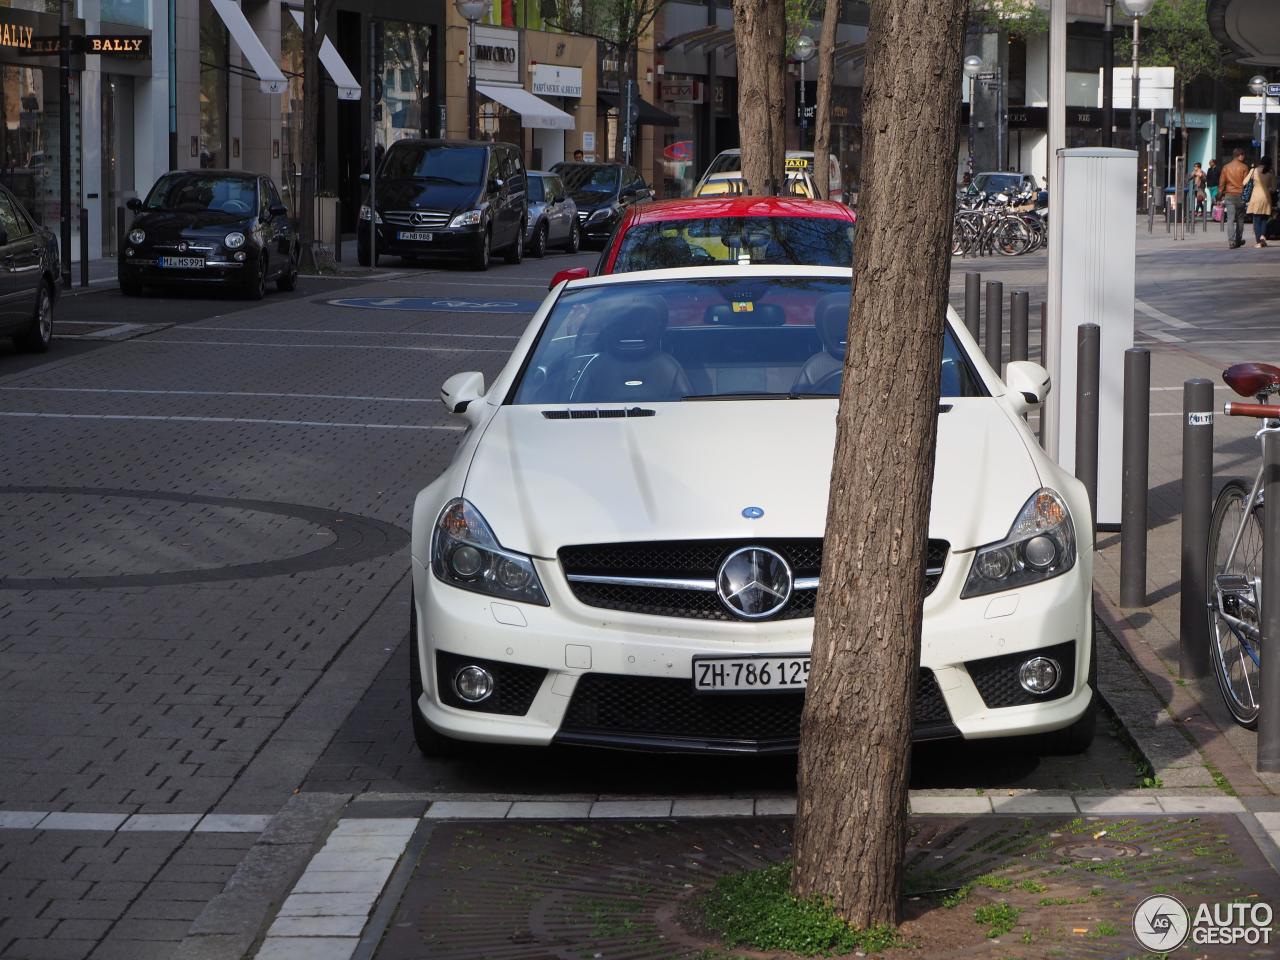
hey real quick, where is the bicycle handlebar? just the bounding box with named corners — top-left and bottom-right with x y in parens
top-left (1224, 401), bottom-right (1280, 418)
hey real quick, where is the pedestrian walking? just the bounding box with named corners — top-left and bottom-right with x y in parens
top-left (1207, 158), bottom-right (1220, 204)
top-left (1247, 158), bottom-right (1276, 248)
top-left (1190, 162), bottom-right (1207, 217)
top-left (1220, 149), bottom-right (1250, 248)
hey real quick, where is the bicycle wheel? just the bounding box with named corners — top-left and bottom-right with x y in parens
top-left (1206, 479), bottom-right (1263, 728)
top-left (951, 214), bottom-right (979, 256)
top-left (994, 217), bottom-right (1032, 256)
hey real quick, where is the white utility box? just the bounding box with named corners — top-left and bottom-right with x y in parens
top-left (1045, 147), bottom-right (1136, 528)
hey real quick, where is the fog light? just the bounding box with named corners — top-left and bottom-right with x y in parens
top-left (1018, 657), bottom-right (1060, 695)
top-left (234, 251), bottom-right (246, 262)
top-left (453, 665), bottom-right (493, 703)
top-left (125, 248), bottom-right (134, 257)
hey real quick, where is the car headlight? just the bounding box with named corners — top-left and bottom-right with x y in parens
top-left (128, 229), bottom-right (145, 244)
top-left (961, 489), bottom-right (1076, 599)
top-left (358, 205), bottom-right (382, 223)
top-left (586, 207), bottom-right (615, 224)
top-left (431, 499), bottom-right (548, 605)
top-left (449, 209), bottom-right (484, 228)
top-left (224, 231), bottom-right (246, 250)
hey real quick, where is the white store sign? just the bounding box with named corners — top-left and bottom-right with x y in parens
top-left (531, 64), bottom-right (583, 98)
top-left (474, 26), bottom-right (520, 85)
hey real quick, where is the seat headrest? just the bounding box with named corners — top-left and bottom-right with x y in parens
top-left (599, 299), bottom-right (668, 359)
top-left (814, 293), bottom-right (850, 360)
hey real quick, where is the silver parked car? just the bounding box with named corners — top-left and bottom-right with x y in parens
top-left (523, 171), bottom-right (580, 257)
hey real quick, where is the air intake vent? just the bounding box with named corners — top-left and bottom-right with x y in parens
top-left (542, 408), bottom-right (656, 420)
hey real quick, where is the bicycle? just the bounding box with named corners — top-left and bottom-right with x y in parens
top-left (1206, 361), bottom-right (1280, 727)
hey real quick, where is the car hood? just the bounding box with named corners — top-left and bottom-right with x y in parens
top-left (461, 398), bottom-right (1042, 558)
top-left (131, 210), bottom-right (252, 236)
top-left (374, 178), bottom-right (483, 213)
top-left (571, 194), bottom-right (617, 213)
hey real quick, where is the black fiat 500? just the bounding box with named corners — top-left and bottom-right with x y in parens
top-left (119, 171), bottom-right (299, 299)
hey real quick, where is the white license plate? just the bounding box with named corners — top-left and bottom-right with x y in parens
top-left (693, 655), bottom-right (810, 692)
top-left (157, 256), bottom-right (204, 269)
top-left (398, 231), bottom-right (434, 241)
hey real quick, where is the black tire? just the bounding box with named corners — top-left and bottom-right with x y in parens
top-left (504, 223), bottom-right (525, 264)
top-left (276, 247), bottom-right (299, 292)
top-left (1039, 625), bottom-right (1097, 755)
top-left (119, 276), bottom-right (144, 297)
top-left (243, 254), bottom-right (267, 300)
top-left (409, 594), bottom-right (463, 758)
top-left (564, 220), bottom-right (581, 254)
top-left (15, 282), bottom-right (52, 353)
top-left (1206, 479), bottom-right (1262, 728)
top-left (530, 221), bottom-right (547, 259)
top-left (471, 230), bottom-right (490, 272)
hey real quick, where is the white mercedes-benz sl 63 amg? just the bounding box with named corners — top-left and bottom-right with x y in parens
top-left (408, 266), bottom-right (1094, 757)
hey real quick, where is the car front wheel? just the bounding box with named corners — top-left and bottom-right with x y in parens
top-left (504, 222), bottom-right (525, 264)
top-left (276, 246), bottom-right (299, 292)
top-left (243, 254), bottom-right (267, 300)
top-left (529, 221), bottom-right (547, 259)
top-left (16, 282), bottom-right (52, 352)
top-left (471, 230), bottom-right (490, 272)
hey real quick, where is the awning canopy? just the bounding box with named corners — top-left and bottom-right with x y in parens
top-left (597, 91), bottom-right (679, 127)
top-left (209, 0), bottom-right (287, 94)
top-left (477, 83), bottom-right (574, 130)
top-left (288, 8), bottom-right (360, 100)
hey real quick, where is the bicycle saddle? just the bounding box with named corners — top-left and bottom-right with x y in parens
top-left (1224, 362), bottom-right (1280, 399)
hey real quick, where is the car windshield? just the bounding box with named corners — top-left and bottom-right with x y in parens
top-left (972, 173), bottom-right (1027, 196)
top-left (704, 153), bottom-right (742, 176)
top-left (611, 217), bottom-right (855, 271)
top-left (380, 144), bottom-right (486, 184)
top-left (510, 277), bottom-right (984, 404)
top-left (145, 174), bottom-right (257, 214)
top-left (559, 164), bottom-right (620, 199)
top-left (527, 176), bottom-right (547, 202)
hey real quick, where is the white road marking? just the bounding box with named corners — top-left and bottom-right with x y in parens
top-left (1134, 299), bottom-right (1194, 329)
top-left (0, 386), bottom-right (439, 403)
top-left (182, 325), bottom-right (521, 340)
top-left (0, 412), bottom-right (462, 431)
top-left (124, 338), bottom-right (509, 353)
top-left (1142, 327), bottom-right (1185, 344)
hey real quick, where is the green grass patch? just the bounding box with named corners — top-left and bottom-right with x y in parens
top-left (1088, 920), bottom-right (1123, 938)
top-left (1208, 764), bottom-right (1238, 796)
top-left (1018, 879), bottom-right (1047, 894)
top-left (973, 902), bottom-right (1021, 938)
top-left (698, 862), bottom-right (901, 955)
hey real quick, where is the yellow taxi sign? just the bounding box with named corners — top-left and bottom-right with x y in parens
top-left (784, 156), bottom-right (811, 170)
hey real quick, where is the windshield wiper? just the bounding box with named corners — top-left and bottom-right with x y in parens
top-left (420, 175), bottom-right (468, 184)
top-left (682, 392), bottom-right (794, 401)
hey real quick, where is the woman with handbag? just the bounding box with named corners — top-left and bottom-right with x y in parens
top-left (1246, 159), bottom-right (1276, 248)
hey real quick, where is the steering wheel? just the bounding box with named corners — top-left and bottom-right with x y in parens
top-left (220, 199), bottom-right (251, 214)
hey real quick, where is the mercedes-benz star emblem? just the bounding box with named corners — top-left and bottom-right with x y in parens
top-left (412, 212), bottom-right (429, 225)
top-left (716, 547), bottom-right (793, 620)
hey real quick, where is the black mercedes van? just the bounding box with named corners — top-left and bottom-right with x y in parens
top-left (358, 140), bottom-right (527, 271)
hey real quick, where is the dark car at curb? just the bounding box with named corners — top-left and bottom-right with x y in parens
top-left (552, 161), bottom-right (652, 247)
top-left (358, 140), bottom-right (526, 272)
top-left (118, 170), bottom-right (299, 300)
top-left (0, 182), bottom-right (58, 353)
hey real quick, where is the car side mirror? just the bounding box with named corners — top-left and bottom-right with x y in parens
top-left (269, 203), bottom-right (288, 218)
top-left (441, 371), bottom-right (485, 415)
top-left (1004, 361), bottom-right (1051, 415)
top-left (126, 197), bottom-right (143, 212)
top-left (549, 266), bottom-right (590, 290)
top-left (489, 177), bottom-right (504, 193)
top-left (359, 173), bottom-right (370, 184)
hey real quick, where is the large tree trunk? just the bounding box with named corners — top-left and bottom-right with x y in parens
top-left (732, 0), bottom-right (786, 194)
top-left (811, 0), bottom-right (839, 200)
top-left (790, 0), bottom-right (969, 928)
top-left (298, 0), bottom-right (320, 269)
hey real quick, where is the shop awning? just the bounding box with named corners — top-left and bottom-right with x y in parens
top-left (209, 0), bottom-right (287, 94)
top-left (288, 9), bottom-right (361, 100)
top-left (597, 91), bottom-right (680, 127)
top-left (477, 83), bottom-right (574, 130)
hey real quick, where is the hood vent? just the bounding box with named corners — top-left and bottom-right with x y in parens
top-left (542, 408), bottom-right (656, 420)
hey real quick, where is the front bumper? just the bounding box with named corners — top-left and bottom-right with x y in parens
top-left (410, 550), bottom-right (1093, 753)
top-left (360, 221), bottom-right (484, 258)
top-left (118, 255), bottom-right (249, 284)
top-left (578, 213), bottom-right (618, 243)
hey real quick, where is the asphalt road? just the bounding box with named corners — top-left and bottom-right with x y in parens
top-left (0, 242), bottom-right (1140, 960)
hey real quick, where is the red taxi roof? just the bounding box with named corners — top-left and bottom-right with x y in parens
top-left (625, 196), bottom-right (855, 225)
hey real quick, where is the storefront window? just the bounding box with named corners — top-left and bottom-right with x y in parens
top-left (0, 63), bottom-right (80, 229)
top-left (100, 0), bottom-right (150, 28)
top-left (199, 0), bottom-right (228, 167)
top-left (657, 74), bottom-right (699, 196)
top-left (377, 20), bottom-right (432, 147)
top-left (0, 0), bottom-right (58, 13)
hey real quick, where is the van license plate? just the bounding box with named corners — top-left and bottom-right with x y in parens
top-left (398, 231), bottom-right (433, 241)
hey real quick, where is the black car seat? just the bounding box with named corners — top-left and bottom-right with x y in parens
top-left (791, 293), bottom-right (849, 393)
top-left (571, 299), bottom-right (692, 402)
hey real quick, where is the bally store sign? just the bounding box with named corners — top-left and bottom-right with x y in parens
top-left (531, 64), bottom-right (582, 98)
top-left (473, 25), bottom-right (519, 85)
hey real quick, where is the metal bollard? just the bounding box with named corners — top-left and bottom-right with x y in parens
top-left (964, 272), bottom-right (981, 340)
top-left (78, 207), bottom-right (89, 288)
top-left (1075, 324), bottom-right (1101, 531)
top-left (1010, 291), bottom-right (1029, 363)
top-left (1259, 430), bottom-right (1280, 771)
top-left (116, 206), bottom-right (125, 259)
top-left (1179, 378), bottom-right (1215, 679)
top-left (985, 280), bottom-right (1003, 373)
top-left (334, 200), bottom-right (342, 263)
top-left (1120, 348), bottom-right (1151, 606)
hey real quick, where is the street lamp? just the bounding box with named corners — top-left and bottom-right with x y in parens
top-left (1120, 0), bottom-right (1154, 215)
top-left (794, 35), bottom-right (815, 153)
top-left (1251, 74), bottom-right (1269, 159)
top-left (454, 0), bottom-right (485, 140)
top-left (964, 54), bottom-right (982, 180)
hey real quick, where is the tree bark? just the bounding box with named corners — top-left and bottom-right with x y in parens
top-left (811, 0), bottom-right (839, 200)
top-left (732, 0), bottom-right (786, 194)
top-left (299, 0), bottom-right (320, 269)
top-left (790, 0), bottom-right (969, 929)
